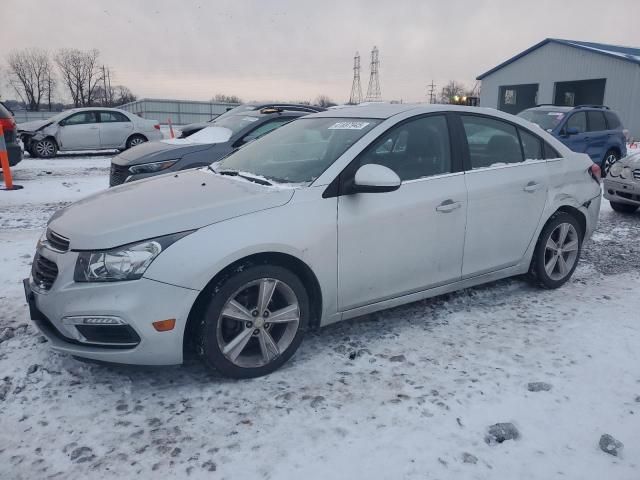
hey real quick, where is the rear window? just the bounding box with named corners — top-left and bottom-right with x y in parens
top-left (604, 111), bottom-right (622, 130)
top-left (587, 111), bottom-right (607, 132)
top-left (517, 109), bottom-right (566, 131)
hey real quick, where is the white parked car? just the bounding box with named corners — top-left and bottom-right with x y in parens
top-left (18, 107), bottom-right (162, 157)
top-left (25, 105), bottom-right (602, 378)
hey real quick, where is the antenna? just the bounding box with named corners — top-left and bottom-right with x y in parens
top-left (365, 46), bottom-right (381, 102)
top-left (349, 52), bottom-right (362, 105)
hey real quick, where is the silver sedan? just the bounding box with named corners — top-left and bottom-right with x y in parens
top-left (26, 104), bottom-right (601, 378)
top-left (604, 152), bottom-right (640, 213)
top-left (18, 107), bottom-right (162, 157)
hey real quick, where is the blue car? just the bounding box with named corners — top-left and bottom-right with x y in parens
top-left (518, 105), bottom-right (627, 174)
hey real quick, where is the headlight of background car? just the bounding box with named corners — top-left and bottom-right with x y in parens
top-left (74, 231), bottom-right (193, 282)
top-left (128, 159), bottom-right (178, 175)
top-left (609, 162), bottom-right (623, 177)
top-left (620, 166), bottom-right (633, 179)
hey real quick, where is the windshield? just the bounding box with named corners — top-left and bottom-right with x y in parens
top-left (215, 117), bottom-right (380, 184)
top-left (210, 104), bottom-right (257, 123)
top-left (518, 109), bottom-right (566, 130)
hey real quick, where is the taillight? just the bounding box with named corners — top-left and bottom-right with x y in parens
top-left (0, 117), bottom-right (15, 132)
top-left (589, 164), bottom-right (601, 184)
top-left (154, 124), bottom-right (160, 130)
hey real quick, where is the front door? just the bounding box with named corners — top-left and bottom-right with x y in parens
top-left (56, 111), bottom-right (100, 150)
top-left (98, 111), bottom-right (133, 148)
top-left (458, 114), bottom-right (548, 276)
top-left (337, 115), bottom-right (467, 311)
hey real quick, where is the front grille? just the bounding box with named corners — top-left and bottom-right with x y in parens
top-left (46, 229), bottom-right (69, 252)
top-left (31, 253), bottom-right (58, 291)
top-left (110, 163), bottom-right (129, 186)
top-left (633, 169), bottom-right (640, 180)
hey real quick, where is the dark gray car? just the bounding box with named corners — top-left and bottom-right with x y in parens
top-left (110, 109), bottom-right (308, 186)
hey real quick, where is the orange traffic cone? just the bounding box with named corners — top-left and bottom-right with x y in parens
top-left (0, 124), bottom-right (23, 191)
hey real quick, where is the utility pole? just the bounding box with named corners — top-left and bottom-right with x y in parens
top-left (427, 80), bottom-right (436, 104)
top-left (365, 46), bottom-right (381, 102)
top-left (348, 52), bottom-right (362, 105)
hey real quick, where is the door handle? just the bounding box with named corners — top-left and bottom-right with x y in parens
top-left (523, 181), bottom-right (541, 193)
top-left (436, 200), bottom-right (462, 213)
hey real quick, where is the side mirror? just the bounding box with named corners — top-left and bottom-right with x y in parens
top-left (565, 126), bottom-right (580, 136)
top-left (353, 164), bottom-right (401, 193)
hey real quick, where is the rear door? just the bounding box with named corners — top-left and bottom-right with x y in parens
top-left (97, 111), bottom-right (134, 148)
top-left (337, 114), bottom-right (467, 310)
top-left (458, 114), bottom-right (548, 277)
top-left (56, 111), bottom-right (100, 150)
top-left (585, 110), bottom-right (608, 163)
top-left (560, 111), bottom-right (588, 153)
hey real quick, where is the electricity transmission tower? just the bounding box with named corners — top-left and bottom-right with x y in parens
top-left (348, 52), bottom-right (362, 104)
top-left (365, 46), bottom-right (381, 101)
top-left (427, 80), bottom-right (437, 104)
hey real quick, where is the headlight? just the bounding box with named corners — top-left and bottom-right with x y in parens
top-left (620, 166), bottom-right (632, 179)
top-left (74, 231), bottom-right (193, 282)
top-left (609, 162), bottom-right (623, 177)
top-left (128, 159), bottom-right (178, 175)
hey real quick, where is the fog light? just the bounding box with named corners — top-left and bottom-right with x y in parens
top-left (62, 316), bottom-right (125, 326)
top-left (152, 319), bottom-right (176, 332)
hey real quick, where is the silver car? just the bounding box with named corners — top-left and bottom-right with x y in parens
top-left (24, 104), bottom-right (601, 378)
top-left (18, 107), bottom-right (162, 157)
top-left (603, 152), bottom-right (640, 213)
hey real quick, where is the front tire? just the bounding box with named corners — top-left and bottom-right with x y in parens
top-left (33, 138), bottom-right (58, 158)
top-left (196, 265), bottom-right (309, 378)
top-left (529, 212), bottom-right (583, 289)
top-left (610, 202), bottom-right (638, 214)
top-left (601, 149), bottom-right (619, 177)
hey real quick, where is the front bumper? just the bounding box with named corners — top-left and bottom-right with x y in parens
top-left (604, 177), bottom-right (640, 206)
top-left (25, 245), bottom-right (199, 365)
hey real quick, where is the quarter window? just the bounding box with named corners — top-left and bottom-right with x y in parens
top-left (519, 129), bottom-right (543, 160)
top-left (358, 115), bottom-right (451, 181)
top-left (566, 112), bottom-right (586, 133)
top-left (461, 115), bottom-right (523, 168)
top-left (604, 111), bottom-right (621, 130)
top-left (587, 111), bottom-right (607, 132)
top-left (543, 142), bottom-right (561, 159)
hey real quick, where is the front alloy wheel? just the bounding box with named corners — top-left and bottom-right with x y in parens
top-left (197, 265), bottom-right (309, 378)
top-left (34, 138), bottom-right (57, 158)
top-left (602, 150), bottom-right (619, 177)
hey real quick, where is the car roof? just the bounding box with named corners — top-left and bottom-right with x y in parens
top-left (245, 102), bottom-right (324, 112)
top-left (307, 103), bottom-right (512, 120)
top-left (523, 106), bottom-right (573, 112)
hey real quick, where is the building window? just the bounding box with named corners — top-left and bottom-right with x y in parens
top-left (504, 89), bottom-right (517, 105)
top-left (563, 92), bottom-right (575, 106)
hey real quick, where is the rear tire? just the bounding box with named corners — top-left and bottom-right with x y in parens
top-left (196, 264), bottom-right (309, 378)
top-left (610, 202), bottom-right (638, 214)
top-left (33, 138), bottom-right (57, 158)
top-left (601, 149), bottom-right (619, 177)
top-left (126, 134), bottom-right (147, 149)
top-left (528, 212), bottom-right (583, 289)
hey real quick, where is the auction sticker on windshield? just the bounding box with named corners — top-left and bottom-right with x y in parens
top-left (328, 121), bottom-right (370, 130)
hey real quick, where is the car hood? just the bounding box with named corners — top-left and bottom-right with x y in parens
top-left (619, 151), bottom-right (640, 168)
top-left (113, 140), bottom-right (215, 166)
top-left (48, 169), bottom-right (294, 250)
top-left (17, 119), bottom-right (53, 132)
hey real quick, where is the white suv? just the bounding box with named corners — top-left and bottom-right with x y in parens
top-left (25, 105), bottom-right (602, 378)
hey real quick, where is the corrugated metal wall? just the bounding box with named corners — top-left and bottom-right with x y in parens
top-left (118, 98), bottom-right (241, 125)
top-left (479, 42), bottom-right (640, 138)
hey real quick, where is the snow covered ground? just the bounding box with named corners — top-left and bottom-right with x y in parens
top-left (1, 155), bottom-right (640, 479)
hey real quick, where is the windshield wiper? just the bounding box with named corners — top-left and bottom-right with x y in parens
top-left (216, 169), bottom-right (272, 186)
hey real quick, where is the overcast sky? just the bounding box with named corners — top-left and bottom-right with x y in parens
top-left (2, 0), bottom-right (640, 104)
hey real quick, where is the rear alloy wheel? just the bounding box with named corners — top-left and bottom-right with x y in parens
top-left (601, 150), bottom-right (619, 177)
top-left (197, 265), bottom-right (309, 378)
top-left (126, 134), bottom-right (147, 149)
top-left (610, 202), bottom-right (638, 214)
top-left (529, 212), bottom-right (582, 289)
top-left (34, 138), bottom-right (57, 158)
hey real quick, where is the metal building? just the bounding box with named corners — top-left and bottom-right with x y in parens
top-left (118, 98), bottom-right (240, 125)
top-left (477, 38), bottom-right (640, 137)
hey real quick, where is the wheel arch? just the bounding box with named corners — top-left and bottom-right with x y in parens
top-left (126, 132), bottom-right (148, 145)
top-left (182, 251), bottom-right (323, 355)
top-left (554, 205), bottom-right (586, 239)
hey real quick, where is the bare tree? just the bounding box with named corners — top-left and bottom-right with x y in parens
top-left (212, 93), bottom-right (242, 104)
top-left (114, 85), bottom-right (136, 105)
top-left (439, 81), bottom-right (466, 104)
top-left (314, 94), bottom-right (336, 108)
top-left (6, 48), bottom-right (54, 111)
top-left (55, 48), bottom-right (103, 107)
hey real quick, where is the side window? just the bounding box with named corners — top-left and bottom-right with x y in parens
top-left (604, 111), bottom-right (621, 130)
top-left (357, 115), bottom-right (451, 181)
top-left (242, 118), bottom-right (292, 143)
top-left (519, 129), bottom-right (543, 160)
top-left (543, 141), bottom-right (561, 159)
top-left (62, 112), bottom-right (96, 125)
top-left (461, 115), bottom-right (523, 168)
top-left (99, 111), bottom-right (129, 123)
top-left (566, 112), bottom-right (586, 133)
top-left (587, 111), bottom-right (607, 132)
